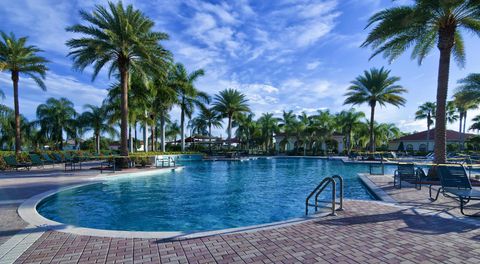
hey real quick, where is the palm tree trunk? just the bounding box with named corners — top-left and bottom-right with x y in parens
top-left (347, 130), bottom-right (352, 155)
top-left (143, 122), bottom-right (148, 153)
top-left (459, 112), bottom-right (463, 150)
top-left (434, 29), bottom-right (454, 164)
top-left (180, 107), bottom-right (185, 151)
top-left (369, 104), bottom-right (376, 153)
top-left (134, 125), bottom-right (137, 152)
top-left (462, 111), bottom-right (467, 149)
top-left (129, 125), bottom-right (133, 153)
top-left (119, 65), bottom-right (129, 157)
top-left (227, 115), bottom-right (232, 149)
top-left (96, 133), bottom-right (100, 154)
top-left (209, 124), bottom-right (212, 153)
top-left (160, 115), bottom-right (166, 152)
top-left (11, 71), bottom-right (21, 154)
top-left (151, 124), bottom-right (155, 152)
top-left (426, 122), bottom-right (430, 152)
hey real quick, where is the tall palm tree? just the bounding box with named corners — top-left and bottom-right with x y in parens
top-left (310, 110), bottom-right (335, 155)
top-left (455, 74), bottom-right (480, 148)
top-left (198, 107), bottom-right (223, 151)
top-left (374, 123), bottom-right (401, 148)
top-left (257, 113), bottom-right (278, 152)
top-left (36, 97), bottom-right (77, 150)
top-left (277, 110), bottom-right (297, 151)
top-left (171, 63), bottom-right (209, 151)
top-left (234, 113), bottom-right (256, 150)
top-left (344, 67), bottom-right (406, 152)
top-left (336, 109), bottom-right (365, 155)
top-left (297, 112), bottom-right (311, 155)
top-left (0, 32), bottom-right (48, 154)
top-left (362, 0), bottom-right (480, 163)
top-left (166, 121), bottom-right (181, 144)
top-left (469, 115), bottom-right (480, 132)
top-left (415, 102), bottom-right (436, 152)
top-left (80, 104), bottom-right (118, 153)
top-left (66, 1), bottom-right (170, 157)
top-left (151, 76), bottom-right (177, 152)
top-left (212, 89), bottom-right (250, 148)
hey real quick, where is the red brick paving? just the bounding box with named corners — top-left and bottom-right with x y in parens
top-left (13, 200), bottom-right (480, 264)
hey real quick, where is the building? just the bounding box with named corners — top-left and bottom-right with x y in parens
top-left (388, 129), bottom-right (475, 152)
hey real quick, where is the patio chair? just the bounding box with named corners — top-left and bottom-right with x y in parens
top-left (430, 165), bottom-right (480, 216)
top-left (52, 153), bottom-right (65, 163)
top-left (29, 154), bottom-right (45, 168)
top-left (41, 153), bottom-right (58, 166)
top-left (63, 152), bottom-right (82, 171)
top-left (394, 163), bottom-right (420, 189)
top-left (3, 155), bottom-right (31, 171)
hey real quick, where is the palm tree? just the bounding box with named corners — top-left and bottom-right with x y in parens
top-left (171, 63), bottom-right (209, 151)
top-left (198, 107), bottom-right (223, 151)
top-left (374, 123), bottom-right (401, 148)
top-left (277, 110), bottom-right (297, 151)
top-left (296, 112), bottom-right (311, 155)
top-left (36, 98), bottom-right (77, 150)
top-left (310, 110), bottom-right (335, 155)
top-left (80, 104), bottom-right (118, 153)
top-left (257, 113), bottom-right (278, 152)
top-left (212, 89), bottom-right (250, 149)
top-left (344, 67), bottom-right (406, 152)
top-left (66, 1), bottom-right (170, 157)
top-left (0, 32), bottom-right (48, 154)
top-left (362, 0), bottom-right (480, 163)
top-left (455, 74), bottom-right (480, 148)
top-left (336, 109), bottom-right (365, 155)
top-left (166, 121), bottom-right (181, 144)
top-left (234, 113), bottom-right (256, 150)
top-left (415, 102), bottom-right (436, 152)
top-left (469, 115), bottom-right (480, 132)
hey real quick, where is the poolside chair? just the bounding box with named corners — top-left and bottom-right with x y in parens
top-left (430, 165), bottom-right (480, 216)
top-left (63, 152), bottom-right (82, 171)
top-left (394, 163), bottom-right (420, 189)
top-left (29, 154), bottom-right (45, 168)
top-left (3, 155), bottom-right (31, 171)
top-left (41, 153), bottom-right (57, 167)
top-left (52, 153), bottom-right (63, 163)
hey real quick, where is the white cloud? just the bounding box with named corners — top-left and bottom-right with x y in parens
top-left (0, 72), bottom-right (107, 119)
top-left (306, 61), bottom-right (322, 70)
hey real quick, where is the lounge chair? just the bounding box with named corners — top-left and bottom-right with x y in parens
top-left (394, 163), bottom-right (420, 189)
top-left (52, 153), bottom-right (65, 163)
top-left (3, 155), bottom-right (31, 171)
top-left (41, 153), bottom-right (57, 166)
top-left (29, 154), bottom-right (45, 168)
top-left (430, 165), bottom-right (480, 216)
top-left (63, 152), bottom-right (82, 171)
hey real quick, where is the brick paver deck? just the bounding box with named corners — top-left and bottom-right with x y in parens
top-left (2, 164), bottom-right (480, 263)
top-left (9, 200), bottom-right (480, 264)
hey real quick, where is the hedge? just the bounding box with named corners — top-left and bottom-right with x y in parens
top-left (0, 150), bottom-right (201, 171)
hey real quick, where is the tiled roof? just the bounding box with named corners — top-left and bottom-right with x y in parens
top-left (393, 129), bottom-right (475, 142)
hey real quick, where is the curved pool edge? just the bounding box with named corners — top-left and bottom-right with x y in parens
top-left (18, 180), bottom-right (405, 239)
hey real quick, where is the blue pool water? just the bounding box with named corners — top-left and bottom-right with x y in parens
top-left (37, 158), bottom-right (394, 232)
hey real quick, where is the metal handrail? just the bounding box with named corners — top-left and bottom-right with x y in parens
top-left (332, 175), bottom-right (344, 211)
top-left (314, 178), bottom-right (336, 215)
top-left (305, 175), bottom-right (344, 216)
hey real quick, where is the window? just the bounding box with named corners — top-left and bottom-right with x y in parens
top-left (406, 144), bottom-right (414, 151)
top-left (419, 144), bottom-right (427, 152)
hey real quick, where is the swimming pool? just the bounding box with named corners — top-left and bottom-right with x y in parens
top-left (37, 158), bottom-right (394, 232)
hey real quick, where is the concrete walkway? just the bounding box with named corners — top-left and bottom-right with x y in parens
top-left (1, 166), bottom-right (480, 263)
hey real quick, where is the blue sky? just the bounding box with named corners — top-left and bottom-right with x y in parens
top-left (1, 0), bottom-right (480, 138)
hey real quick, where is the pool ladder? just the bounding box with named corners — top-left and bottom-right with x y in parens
top-left (305, 175), bottom-right (344, 216)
